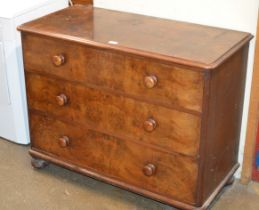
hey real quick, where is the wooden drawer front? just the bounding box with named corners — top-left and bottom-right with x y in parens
top-left (30, 112), bottom-right (198, 204)
top-left (26, 73), bottom-right (201, 156)
top-left (23, 34), bottom-right (204, 113)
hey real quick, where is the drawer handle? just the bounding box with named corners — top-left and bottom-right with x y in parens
top-left (56, 94), bottom-right (68, 106)
top-left (52, 54), bottom-right (65, 66)
top-left (144, 118), bottom-right (157, 132)
top-left (58, 136), bottom-right (70, 147)
top-left (143, 164), bottom-right (156, 176)
top-left (144, 75), bottom-right (158, 89)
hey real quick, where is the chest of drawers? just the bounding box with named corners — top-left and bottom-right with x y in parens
top-left (18, 5), bottom-right (252, 210)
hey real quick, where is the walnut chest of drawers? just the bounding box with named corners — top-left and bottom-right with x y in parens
top-left (18, 5), bottom-right (253, 210)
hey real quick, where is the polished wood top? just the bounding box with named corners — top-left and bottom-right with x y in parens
top-left (18, 5), bottom-right (252, 70)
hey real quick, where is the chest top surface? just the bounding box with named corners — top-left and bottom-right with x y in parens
top-left (18, 5), bottom-right (252, 70)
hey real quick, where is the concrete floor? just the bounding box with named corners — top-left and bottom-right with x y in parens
top-left (1, 138), bottom-right (259, 210)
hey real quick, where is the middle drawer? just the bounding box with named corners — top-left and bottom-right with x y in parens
top-left (26, 72), bottom-right (201, 156)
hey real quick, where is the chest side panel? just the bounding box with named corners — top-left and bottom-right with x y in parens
top-left (198, 45), bottom-right (249, 204)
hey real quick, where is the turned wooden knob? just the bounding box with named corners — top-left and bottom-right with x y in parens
top-left (52, 54), bottom-right (65, 66)
top-left (144, 75), bottom-right (158, 88)
top-left (143, 164), bottom-right (156, 176)
top-left (56, 94), bottom-right (68, 106)
top-left (144, 118), bottom-right (157, 132)
top-left (58, 136), bottom-right (70, 147)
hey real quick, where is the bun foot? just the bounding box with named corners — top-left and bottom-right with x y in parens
top-left (226, 176), bottom-right (235, 186)
top-left (31, 158), bottom-right (49, 169)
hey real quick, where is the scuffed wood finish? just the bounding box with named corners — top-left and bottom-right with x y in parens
top-left (26, 72), bottom-right (201, 157)
top-left (30, 112), bottom-right (198, 205)
top-left (18, 5), bottom-right (252, 69)
top-left (22, 34), bottom-right (204, 113)
top-left (197, 46), bottom-right (249, 204)
top-left (19, 5), bottom-right (252, 210)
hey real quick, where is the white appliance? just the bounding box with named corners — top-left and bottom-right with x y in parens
top-left (0, 0), bottom-right (68, 144)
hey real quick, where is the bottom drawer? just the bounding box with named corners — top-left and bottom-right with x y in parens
top-left (30, 112), bottom-right (198, 204)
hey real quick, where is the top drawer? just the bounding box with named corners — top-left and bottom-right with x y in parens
top-left (22, 34), bottom-right (204, 113)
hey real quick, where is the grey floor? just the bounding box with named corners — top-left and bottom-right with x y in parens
top-left (1, 138), bottom-right (259, 210)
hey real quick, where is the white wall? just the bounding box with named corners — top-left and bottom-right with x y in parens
top-left (95, 0), bottom-right (259, 177)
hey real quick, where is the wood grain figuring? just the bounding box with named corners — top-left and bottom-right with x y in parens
top-left (26, 72), bottom-right (201, 157)
top-left (22, 34), bottom-right (204, 113)
top-left (19, 5), bottom-right (252, 210)
top-left (30, 112), bottom-right (198, 205)
top-left (18, 5), bottom-right (252, 69)
top-left (241, 11), bottom-right (259, 184)
top-left (198, 46), bottom-right (249, 204)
